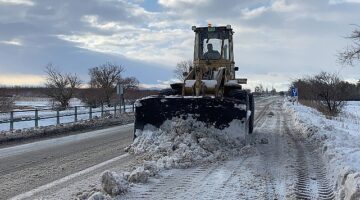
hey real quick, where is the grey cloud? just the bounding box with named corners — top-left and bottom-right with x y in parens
top-left (0, 0), bottom-right (360, 90)
top-left (159, 0), bottom-right (359, 74)
top-left (0, 36), bottom-right (173, 84)
top-left (0, 0), bottom-right (173, 85)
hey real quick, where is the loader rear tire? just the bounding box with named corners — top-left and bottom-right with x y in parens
top-left (249, 93), bottom-right (255, 134)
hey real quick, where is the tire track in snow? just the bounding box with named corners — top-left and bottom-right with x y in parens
top-left (263, 110), bottom-right (282, 200)
top-left (255, 102), bottom-right (291, 199)
top-left (305, 143), bottom-right (335, 200)
top-left (254, 101), bottom-right (272, 127)
top-left (124, 162), bottom-right (224, 199)
top-left (282, 110), bottom-right (334, 200)
top-left (283, 115), bottom-right (315, 199)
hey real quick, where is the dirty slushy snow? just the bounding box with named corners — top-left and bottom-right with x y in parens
top-left (128, 117), bottom-right (247, 169)
top-left (93, 116), bottom-right (250, 199)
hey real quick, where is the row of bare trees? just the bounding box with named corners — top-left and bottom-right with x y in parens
top-left (44, 62), bottom-right (139, 109)
top-left (254, 84), bottom-right (277, 95)
top-left (291, 72), bottom-right (360, 116)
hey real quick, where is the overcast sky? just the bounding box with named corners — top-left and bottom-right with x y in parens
top-left (0, 0), bottom-right (359, 90)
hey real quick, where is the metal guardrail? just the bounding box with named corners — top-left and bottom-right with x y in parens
top-left (0, 104), bottom-right (134, 131)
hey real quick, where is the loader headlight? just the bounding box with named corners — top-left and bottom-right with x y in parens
top-left (226, 25), bottom-right (231, 29)
top-left (192, 26), bottom-right (196, 31)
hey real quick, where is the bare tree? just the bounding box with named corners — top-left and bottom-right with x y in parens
top-left (79, 88), bottom-right (105, 108)
top-left (125, 88), bottom-right (158, 107)
top-left (270, 87), bottom-right (277, 95)
top-left (292, 72), bottom-right (350, 116)
top-left (119, 76), bottom-right (139, 107)
top-left (254, 84), bottom-right (264, 93)
top-left (0, 90), bottom-right (14, 112)
top-left (174, 60), bottom-right (193, 81)
top-left (313, 72), bottom-right (349, 115)
top-left (339, 25), bottom-right (360, 66)
top-left (124, 88), bottom-right (143, 107)
top-left (89, 62), bottom-right (125, 106)
top-left (44, 63), bottom-right (81, 109)
top-left (120, 76), bottom-right (139, 90)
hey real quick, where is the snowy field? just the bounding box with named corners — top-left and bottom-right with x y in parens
top-left (0, 98), bottom-right (134, 131)
top-left (14, 97), bottom-right (84, 109)
top-left (285, 100), bottom-right (360, 199)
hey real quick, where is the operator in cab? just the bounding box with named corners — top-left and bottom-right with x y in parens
top-left (203, 43), bottom-right (221, 60)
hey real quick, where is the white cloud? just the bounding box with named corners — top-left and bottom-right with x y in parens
top-left (271, 0), bottom-right (298, 12)
top-left (241, 0), bottom-right (299, 19)
top-left (0, 38), bottom-right (23, 46)
top-left (158, 0), bottom-right (207, 8)
top-left (81, 15), bottom-right (144, 32)
top-left (56, 1), bottom-right (195, 67)
top-left (0, 0), bottom-right (34, 6)
top-left (243, 73), bottom-right (294, 91)
top-left (0, 74), bottom-right (45, 85)
top-left (1, 0), bottom-right (360, 89)
top-left (329, 0), bottom-right (360, 4)
top-left (139, 78), bottom-right (181, 89)
top-left (57, 27), bottom-right (193, 67)
top-left (241, 6), bottom-right (268, 19)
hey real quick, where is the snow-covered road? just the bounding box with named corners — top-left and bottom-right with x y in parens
top-left (1, 96), bottom-right (336, 199)
top-left (121, 98), bottom-right (334, 200)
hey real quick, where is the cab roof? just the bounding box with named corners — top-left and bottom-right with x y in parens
top-left (192, 25), bottom-right (233, 33)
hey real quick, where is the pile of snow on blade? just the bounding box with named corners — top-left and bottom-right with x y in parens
top-left (127, 117), bottom-right (248, 169)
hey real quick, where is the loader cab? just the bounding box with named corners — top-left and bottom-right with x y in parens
top-left (193, 25), bottom-right (234, 62)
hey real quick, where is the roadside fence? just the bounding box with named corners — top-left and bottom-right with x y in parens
top-left (0, 104), bottom-right (134, 131)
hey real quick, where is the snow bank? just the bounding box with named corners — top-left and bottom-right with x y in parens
top-left (81, 171), bottom-right (130, 200)
top-left (284, 100), bottom-right (360, 200)
top-left (127, 166), bottom-right (150, 183)
top-left (101, 171), bottom-right (129, 197)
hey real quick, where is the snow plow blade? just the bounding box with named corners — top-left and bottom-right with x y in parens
top-left (134, 96), bottom-right (248, 134)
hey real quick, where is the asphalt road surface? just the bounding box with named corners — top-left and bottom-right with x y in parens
top-left (0, 124), bottom-right (133, 199)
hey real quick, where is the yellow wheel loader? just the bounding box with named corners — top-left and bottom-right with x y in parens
top-left (134, 24), bottom-right (255, 136)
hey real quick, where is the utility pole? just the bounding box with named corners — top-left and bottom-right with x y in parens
top-left (116, 82), bottom-right (124, 114)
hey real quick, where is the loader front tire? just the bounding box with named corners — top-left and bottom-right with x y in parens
top-left (228, 89), bottom-right (253, 134)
